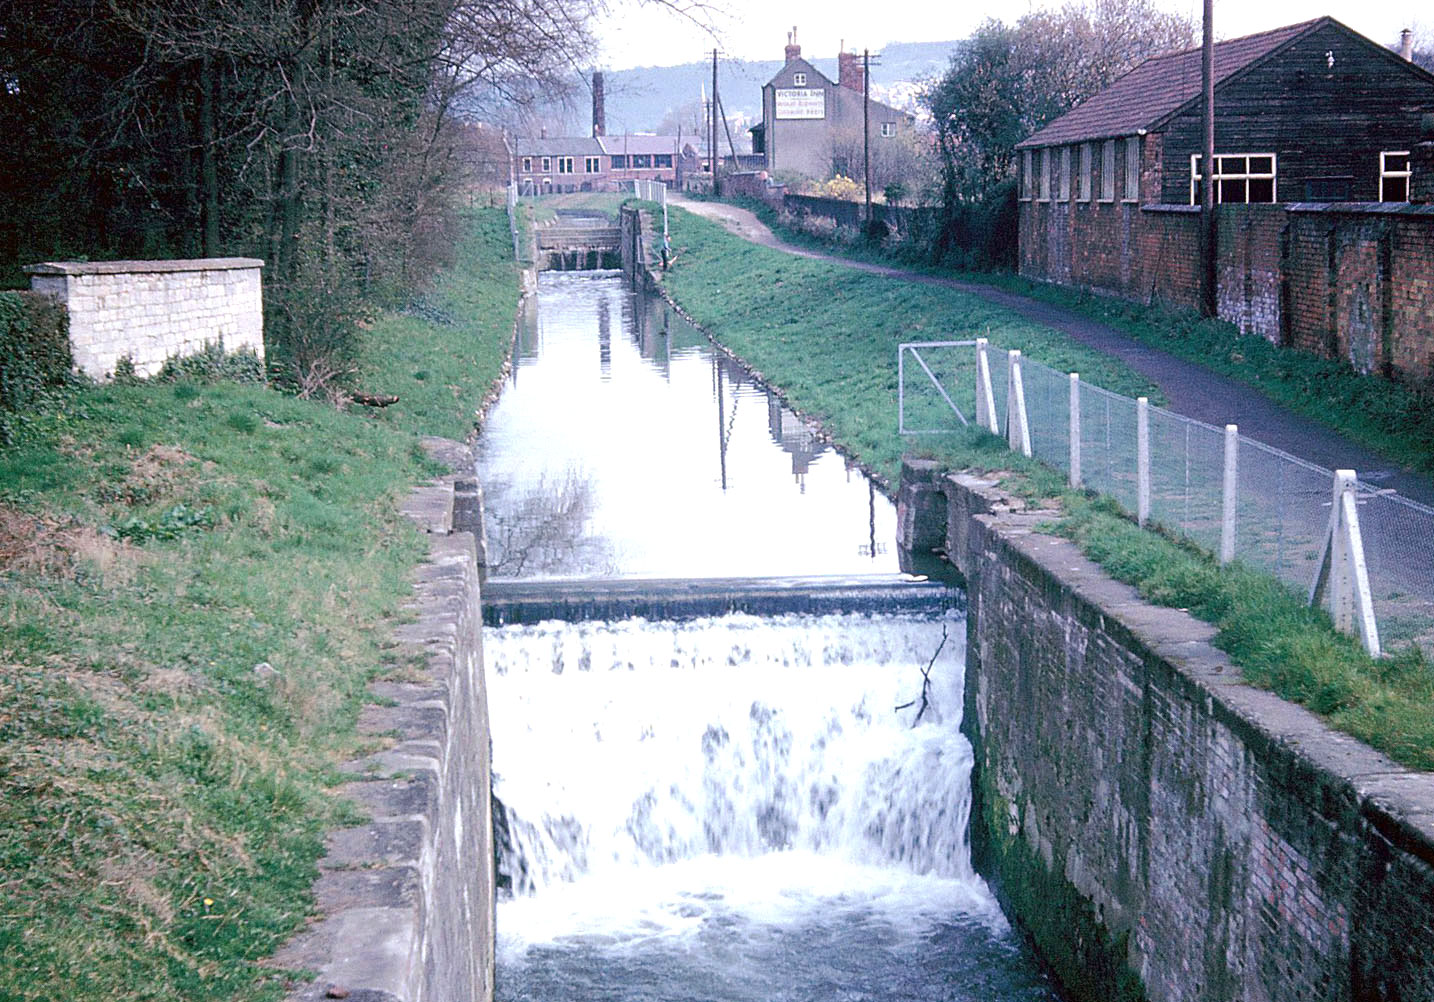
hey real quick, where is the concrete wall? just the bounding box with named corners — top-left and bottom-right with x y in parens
top-left (1017, 195), bottom-right (1434, 382)
top-left (276, 438), bottom-right (495, 1002)
top-left (897, 459), bottom-right (1434, 1002)
top-left (25, 258), bottom-right (264, 380)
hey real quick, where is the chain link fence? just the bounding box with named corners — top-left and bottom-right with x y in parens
top-left (899, 340), bottom-right (1434, 656)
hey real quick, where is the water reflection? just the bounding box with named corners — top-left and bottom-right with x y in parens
top-left (476, 271), bottom-right (899, 579)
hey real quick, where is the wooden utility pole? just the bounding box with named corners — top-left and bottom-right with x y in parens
top-left (863, 48), bottom-right (872, 226)
top-left (711, 49), bottom-right (720, 195)
top-left (1200, 0), bottom-right (1217, 317)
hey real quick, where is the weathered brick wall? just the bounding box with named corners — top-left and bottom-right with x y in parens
top-left (26, 258), bottom-right (264, 380)
top-left (1018, 198), bottom-right (1434, 382)
top-left (898, 463), bottom-right (1434, 1002)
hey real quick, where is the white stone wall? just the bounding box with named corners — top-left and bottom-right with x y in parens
top-left (26, 259), bottom-right (264, 380)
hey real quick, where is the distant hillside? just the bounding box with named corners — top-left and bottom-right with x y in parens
top-left (535, 39), bottom-right (965, 140)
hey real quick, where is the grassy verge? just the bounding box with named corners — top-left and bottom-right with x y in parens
top-left (0, 208), bottom-right (520, 1000)
top-left (742, 196), bottom-right (1434, 481)
top-left (660, 204), bottom-right (1434, 770)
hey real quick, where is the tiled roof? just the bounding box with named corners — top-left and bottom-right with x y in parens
top-left (597, 135), bottom-right (682, 156)
top-left (1016, 18), bottom-right (1325, 148)
top-left (514, 137), bottom-right (603, 156)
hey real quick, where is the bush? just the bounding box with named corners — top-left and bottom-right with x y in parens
top-left (0, 291), bottom-right (73, 444)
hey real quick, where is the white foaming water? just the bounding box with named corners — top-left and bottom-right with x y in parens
top-left (487, 611), bottom-right (1004, 963)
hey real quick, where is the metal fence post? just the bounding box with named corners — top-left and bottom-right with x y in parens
top-left (1069, 373), bottom-right (1081, 488)
top-left (1220, 424), bottom-right (1238, 564)
top-left (1006, 350), bottom-right (1032, 458)
top-left (1137, 397), bottom-right (1150, 526)
top-left (975, 339), bottom-right (998, 434)
top-left (897, 346), bottom-right (906, 435)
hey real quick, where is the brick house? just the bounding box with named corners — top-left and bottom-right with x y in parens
top-left (1015, 17), bottom-right (1434, 381)
top-left (756, 28), bottom-right (915, 180)
top-left (512, 135), bottom-right (697, 194)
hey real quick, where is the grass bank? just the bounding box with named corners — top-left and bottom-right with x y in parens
top-left (743, 196), bottom-right (1434, 481)
top-left (659, 204), bottom-right (1434, 770)
top-left (0, 208), bottom-right (520, 1000)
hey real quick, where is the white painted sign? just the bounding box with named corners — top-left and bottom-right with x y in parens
top-left (775, 88), bottom-right (825, 120)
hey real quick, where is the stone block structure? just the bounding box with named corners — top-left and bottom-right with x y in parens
top-left (25, 258), bottom-right (264, 380)
top-left (897, 459), bottom-right (1434, 1002)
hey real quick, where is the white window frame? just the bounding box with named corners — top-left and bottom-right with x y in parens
top-left (1190, 153), bottom-right (1278, 205)
top-left (557, 156), bottom-right (574, 174)
top-left (1079, 143), bottom-right (1092, 202)
top-left (1039, 149), bottom-right (1051, 201)
top-left (1380, 151), bottom-right (1411, 202)
top-left (1021, 149), bottom-right (1034, 201)
top-left (1124, 138), bottom-right (1140, 202)
top-left (541, 156), bottom-right (551, 173)
top-left (793, 72), bottom-right (807, 86)
top-left (1101, 140), bottom-right (1116, 202)
top-left (585, 156), bottom-right (601, 173)
top-left (521, 156), bottom-right (532, 173)
top-left (880, 122), bottom-right (896, 138)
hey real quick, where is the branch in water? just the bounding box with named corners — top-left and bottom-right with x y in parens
top-left (896, 624), bottom-right (948, 727)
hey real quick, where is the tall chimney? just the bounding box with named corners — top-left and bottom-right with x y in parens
top-left (1400, 28), bottom-right (1415, 61)
top-left (838, 51), bottom-right (864, 92)
top-left (785, 26), bottom-right (801, 63)
top-left (592, 72), bottom-right (606, 137)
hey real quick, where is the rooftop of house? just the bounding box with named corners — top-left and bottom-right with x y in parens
top-left (1015, 16), bottom-right (1427, 149)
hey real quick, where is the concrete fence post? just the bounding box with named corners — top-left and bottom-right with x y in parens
top-left (1309, 470), bottom-right (1382, 657)
top-left (1220, 424), bottom-right (1238, 564)
top-left (1006, 350), bottom-right (1032, 457)
top-left (976, 339), bottom-right (999, 434)
top-left (1069, 373), bottom-right (1081, 489)
top-left (1137, 397), bottom-right (1150, 526)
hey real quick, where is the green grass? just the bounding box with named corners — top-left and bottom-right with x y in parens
top-left (661, 206), bottom-right (1159, 492)
top-left (660, 203), bottom-right (1434, 771)
top-left (0, 208), bottom-right (520, 1000)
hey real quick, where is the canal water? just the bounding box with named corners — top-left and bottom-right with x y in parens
top-left (477, 271), bottom-right (1060, 1001)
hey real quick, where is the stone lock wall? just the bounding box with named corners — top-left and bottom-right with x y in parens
top-left (898, 459), bottom-right (1434, 1002)
top-left (25, 258), bottom-right (264, 380)
top-left (275, 439), bottom-right (495, 1002)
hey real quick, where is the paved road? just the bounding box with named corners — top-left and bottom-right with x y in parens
top-left (670, 194), bottom-right (1434, 507)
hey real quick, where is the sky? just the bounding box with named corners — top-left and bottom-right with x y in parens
top-left (595, 0), bottom-right (1425, 70)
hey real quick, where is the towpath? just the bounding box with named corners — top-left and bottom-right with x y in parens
top-left (668, 193), bottom-right (1434, 506)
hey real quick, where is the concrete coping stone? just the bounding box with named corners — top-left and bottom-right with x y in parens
top-left (24, 257), bottom-right (264, 275)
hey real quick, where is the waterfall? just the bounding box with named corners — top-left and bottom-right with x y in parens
top-left (487, 611), bottom-right (1012, 965)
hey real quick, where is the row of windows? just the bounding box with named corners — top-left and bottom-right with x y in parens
top-left (1022, 142), bottom-right (1415, 206)
top-left (519, 154), bottom-right (673, 174)
top-left (1021, 138), bottom-right (1140, 204)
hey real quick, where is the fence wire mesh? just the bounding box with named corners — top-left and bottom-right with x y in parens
top-left (899, 341), bottom-right (1434, 655)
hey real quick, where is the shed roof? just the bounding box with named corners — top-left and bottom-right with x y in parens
top-left (515, 137), bottom-right (603, 156)
top-left (1016, 17), bottom-right (1324, 149)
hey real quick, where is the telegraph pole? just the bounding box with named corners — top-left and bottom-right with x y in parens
top-left (711, 48), bottom-right (720, 195)
top-left (1200, 0), bottom-right (1217, 317)
top-left (863, 48), bottom-right (872, 227)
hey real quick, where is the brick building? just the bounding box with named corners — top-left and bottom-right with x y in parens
top-left (756, 28), bottom-right (915, 180)
top-left (512, 135), bottom-right (698, 195)
top-left (1015, 17), bottom-right (1434, 381)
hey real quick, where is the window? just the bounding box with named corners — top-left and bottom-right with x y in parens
top-left (1079, 143), bottom-right (1092, 202)
top-left (521, 156), bottom-right (532, 173)
top-left (633, 153), bottom-right (652, 168)
top-left (541, 156), bottom-right (551, 173)
top-left (585, 156), bottom-right (601, 173)
top-left (1021, 150), bottom-right (1034, 201)
top-left (1101, 140), bottom-right (1116, 201)
top-left (1059, 147), bottom-right (1071, 200)
top-left (557, 156), bottom-right (574, 174)
top-left (654, 154), bottom-right (673, 167)
top-left (1039, 149), bottom-right (1051, 201)
top-left (1381, 151), bottom-right (1411, 202)
top-left (610, 155), bottom-right (627, 169)
top-left (1190, 154), bottom-right (1277, 204)
top-left (880, 122), bottom-right (896, 138)
top-left (1124, 138), bottom-right (1140, 201)
top-left (793, 72), bottom-right (807, 86)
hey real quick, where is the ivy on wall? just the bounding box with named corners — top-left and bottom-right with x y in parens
top-left (0, 291), bottom-right (72, 444)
